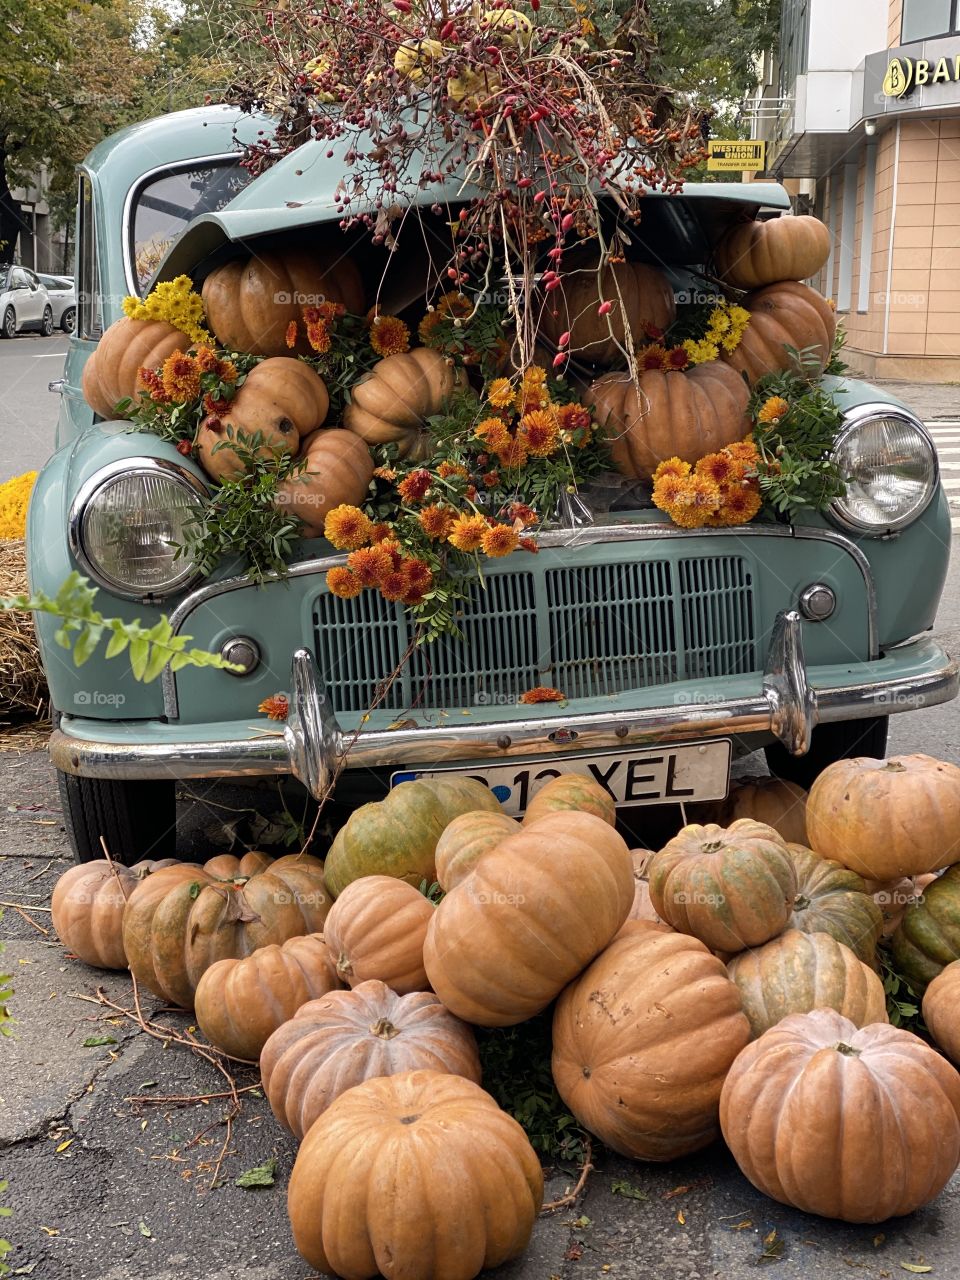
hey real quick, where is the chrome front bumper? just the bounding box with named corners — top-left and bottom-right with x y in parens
top-left (50, 612), bottom-right (958, 798)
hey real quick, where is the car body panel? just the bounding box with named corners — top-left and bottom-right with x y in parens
top-left (0, 265), bottom-right (51, 333)
top-left (37, 275), bottom-right (76, 328)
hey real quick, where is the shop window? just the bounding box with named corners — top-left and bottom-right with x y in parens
top-left (902, 0), bottom-right (956, 43)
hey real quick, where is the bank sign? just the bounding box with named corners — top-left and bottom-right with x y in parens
top-left (883, 54), bottom-right (960, 97)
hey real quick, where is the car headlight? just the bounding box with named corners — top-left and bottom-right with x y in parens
top-left (828, 404), bottom-right (939, 536)
top-left (69, 459), bottom-right (207, 600)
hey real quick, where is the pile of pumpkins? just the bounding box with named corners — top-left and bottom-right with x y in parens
top-left (80, 213), bottom-right (838, 514)
top-left (50, 751), bottom-right (960, 1279)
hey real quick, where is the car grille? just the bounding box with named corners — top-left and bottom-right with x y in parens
top-left (312, 553), bottom-right (758, 714)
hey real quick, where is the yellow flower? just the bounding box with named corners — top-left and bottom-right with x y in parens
top-left (758, 395), bottom-right (790, 426)
top-left (370, 315), bottom-right (410, 357)
top-left (481, 523), bottom-right (520, 558)
top-left (0, 470), bottom-right (36, 539)
top-left (123, 275), bottom-right (210, 345)
top-left (521, 365), bottom-right (548, 387)
top-left (656, 473), bottom-right (722, 529)
top-left (486, 378), bottom-right (515, 410)
top-left (682, 338), bottom-right (720, 366)
top-left (653, 457), bottom-right (691, 483)
top-left (518, 408), bottom-right (559, 457)
top-left (324, 505), bottom-right (374, 550)
top-left (447, 513), bottom-right (489, 552)
top-left (326, 566), bottom-right (363, 598)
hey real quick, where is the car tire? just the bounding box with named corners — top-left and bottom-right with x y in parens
top-left (764, 715), bottom-right (889, 791)
top-left (57, 770), bottom-right (178, 864)
top-left (1, 308), bottom-right (15, 339)
top-left (61, 307), bottom-right (76, 334)
top-left (40, 307), bottom-right (54, 337)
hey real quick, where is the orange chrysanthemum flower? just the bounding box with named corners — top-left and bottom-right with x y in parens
top-left (519, 409), bottom-right (559, 458)
top-left (417, 310), bottom-right (444, 345)
top-left (397, 469), bottom-right (432, 504)
top-left (138, 367), bottom-right (169, 404)
top-left (401, 557), bottom-right (434, 592)
top-left (521, 365), bottom-right (547, 386)
top-left (758, 395), bottom-right (790, 425)
top-left (724, 440), bottom-right (760, 463)
top-left (481, 470), bottom-right (500, 487)
top-left (695, 452), bottom-right (735, 484)
top-left (370, 315), bottom-right (410, 357)
top-left (373, 465), bottom-right (397, 481)
top-left (505, 502), bottom-right (537, 527)
top-left (518, 686), bottom-right (565, 704)
top-left (305, 319), bottom-right (332, 354)
top-left (519, 536), bottom-right (539, 553)
top-left (652, 456), bottom-right (691, 483)
top-left (285, 320), bottom-right (298, 349)
top-left (379, 568), bottom-right (411, 602)
top-left (324, 504), bottom-right (374, 550)
top-left (496, 436), bottom-right (529, 469)
top-left (481, 523), bottom-right (520, 558)
top-left (486, 378), bottom-right (515, 409)
top-left (193, 346), bottom-right (220, 373)
top-left (216, 357), bottom-right (238, 384)
top-left (326, 566), bottom-right (363, 598)
top-left (712, 483), bottom-right (763, 526)
top-left (437, 461), bottom-right (469, 481)
top-left (652, 474), bottom-right (686, 510)
top-left (665, 474), bottom-right (723, 529)
top-left (517, 386), bottom-right (549, 414)
top-left (447, 513), bottom-right (489, 552)
top-left (638, 344), bottom-right (669, 372)
top-left (258, 693), bottom-right (289, 721)
top-left (203, 392), bottom-right (232, 416)
top-left (161, 351), bottom-right (201, 402)
top-left (369, 522), bottom-right (392, 543)
top-left (556, 403), bottom-right (592, 434)
top-left (665, 346), bottom-right (690, 371)
top-left (347, 544), bottom-right (394, 586)
top-left (418, 504), bottom-right (455, 540)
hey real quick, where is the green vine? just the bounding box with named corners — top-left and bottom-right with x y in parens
top-left (879, 951), bottom-right (926, 1034)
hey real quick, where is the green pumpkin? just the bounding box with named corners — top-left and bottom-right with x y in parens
top-left (324, 778), bottom-right (504, 896)
top-left (786, 844), bottom-right (884, 967)
top-left (891, 866), bottom-right (960, 991)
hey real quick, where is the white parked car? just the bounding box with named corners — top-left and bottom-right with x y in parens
top-left (37, 274), bottom-right (76, 333)
top-left (0, 265), bottom-right (53, 337)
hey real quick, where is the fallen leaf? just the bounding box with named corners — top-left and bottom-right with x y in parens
top-left (39, 1227), bottom-right (59, 1237)
top-left (761, 1229), bottom-right (785, 1263)
top-left (731, 1220), bottom-right (753, 1231)
top-left (55, 1139), bottom-right (73, 1153)
top-left (677, 1209), bottom-right (685, 1225)
top-left (564, 1242), bottom-right (583, 1262)
top-left (235, 1157), bottom-right (278, 1188)
top-left (611, 1179), bottom-right (648, 1201)
top-left (900, 1266), bottom-right (933, 1275)
top-left (875, 1236), bottom-right (886, 1248)
top-left (81, 1034), bottom-right (116, 1048)
top-left (138, 1221), bottom-right (153, 1239)
top-left (572, 1215), bottom-right (591, 1230)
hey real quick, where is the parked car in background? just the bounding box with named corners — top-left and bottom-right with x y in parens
top-left (37, 274), bottom-right (77, 333)
top-left (0, 265), bottom-right (53, 337)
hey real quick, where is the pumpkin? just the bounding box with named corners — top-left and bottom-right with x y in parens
top-left (521, 774), bottom-right (616, 827)
top-left (81, 317), bottom-right (192, 419)
top-left (892, 865), bottom-right (960, 990)
top-left (423, 811), bottom-right (634, 1026)
top-left (273, 427), bottom-right (374, 537)
top-left (343, 347), bottom-right (469, 461)
top-left (714, 215), bottom-right (832, 291)
top-left (719, 1009), bottom-right (960, 1222)
top-left (196, 357), bottom-right (330, 482)
top-left (590, 361), bottom-right (750, 482)
top-left (785, 844), bottom-right (884, 965)
top-left (122, 852), bottom-right (332, 1009)
top-left (323, 875), bottom-right (433, 994)
top-left (727, 929), bottom-right (887, 1040)
top-left (722, 280), bottom-right (837, 384)
top-left (323, 777), bottom-right (503, 897)
top-left (707, 774), bottom-right (808, 845)
top-left (647, 819), bottom-right (796, 953)
top-left (922, 961), bottom-right (960, 1064)
top-left (261, 980), bottom-right (481, 1139)
top-left (51, 858), bottom-right (177, 970)
top-left (538, 253), bottom-right (677, 365)
top-left (626, 848), bottom-right (662, 925)
top-left (287, 1070), bottom-right (543, 1279)
top-left (552, 926), bottom-right (750, 1160)
top-left (193, 933), bottom-right (340, 1060)
top-left (868, 873), bottom-right (936, 937)
top-left (435, 811), bottom-right (521, 891)
top-left (201, 247), bottom-right (365, 358)
top-left (807, 754), bottom-right (960, 881)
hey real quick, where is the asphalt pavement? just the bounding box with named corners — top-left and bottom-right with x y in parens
top-left (0, 334), bottom-right (67, 483)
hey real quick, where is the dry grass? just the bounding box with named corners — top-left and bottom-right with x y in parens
top-left (0, 540), bottom-right (48, 724)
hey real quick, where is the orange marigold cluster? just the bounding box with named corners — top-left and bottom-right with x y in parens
top-left (652, 440), bottom-right (762, 529)
top-left (518, 686), bottom-right (566, 704)
top-left (160, 351), bottom-right (201, 403)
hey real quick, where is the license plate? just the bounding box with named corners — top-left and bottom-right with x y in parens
top-left (390, 740), bottom-right (731, 817)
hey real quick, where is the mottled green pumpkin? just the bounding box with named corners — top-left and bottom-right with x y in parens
top-left (892, 865), bottom-right (960, 991)
top-left (727, 929), bottom-right (888, 1040)
top-left (435, 811), bottom-right (521, 891)
top-left (522, 774), bottom-right (617, 826)
top-left (323, 778), bottom-right (504, 896)
top-left (786, 843), bottom-right (884, 967)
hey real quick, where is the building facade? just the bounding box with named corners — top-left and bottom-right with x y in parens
top-left (757, 0), bottom-right (960, 380)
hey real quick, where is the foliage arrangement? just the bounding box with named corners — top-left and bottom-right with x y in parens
top-left (0, 471), bottom-right (36, 540)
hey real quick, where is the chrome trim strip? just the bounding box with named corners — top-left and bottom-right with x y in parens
top-left (828, 402), bottom-right (940, 536)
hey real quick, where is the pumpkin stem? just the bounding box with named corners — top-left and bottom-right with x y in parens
top-left (370, 1017), bottom-right (400, 1040)
top-left (702, 840), bottom-right (725, 853)
top-left (884, 762), bottom-right (907, 772)
top-left (336, 952), bottom-right (354, 978)
top-left (835, 1042), bottom-right (861, 1056)
top-left (793, 894), bottom-right (811, 911)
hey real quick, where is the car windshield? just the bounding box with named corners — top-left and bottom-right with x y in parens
top-left (129, 159), bottom-right (252, 293)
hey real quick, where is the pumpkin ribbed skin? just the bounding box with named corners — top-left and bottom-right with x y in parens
top-left (591, 361), bottom-right (750, 482)
top-left (923, 961), bottom-right (960, 1064)
top-left (287, 1070), bottom-right (543, 1279)
top-left (647, 819), bottom-right (796, 953)
top-left (343, 347), bottom-right (469, 460)
top-left (201, 248), bottom-right (365, 357)
top-left (121, 852), bottom-right (332, 1009)
top-left (714, 215), bottom-right (831, 290)
top-left (261, 980), bottom-right (481, 1139)
top-left (807, 754), bottom-right (960, 881)
top-left (274, 428), bottom-right (374, 537)
top-left (539, 256), bottom-right (677, 365)
top-left (892, 864), bottom-right (960, 990)
top-left (323, 876), bottom-right (433, 993)
top-left (196, 358), bottom-right (330, 482)
top-left (51, 858), bottom-right (177, 970)
top-left (81, 317), bottom-right (192, 419)
top-left (720, 1010), bottom-right (960, 1222)
top-left (324, 777), bottom-right (503, 896)
top-left (727, 930), bottom-right (887, 1039)
top-left (435, 811), bottom-right (521, 891)
top-left (522, 774), bottom-right (616, 827)
top-left (423, 812), bottom-right (634, 1026)
top-left (194, 934), bottom-right (340, 1060)
top-left (552, 927), bottom-right (750, 1160)
top-left (710, 775), bottom-right (808, 845)
top-left (785, 844), bottom-right (884, 965)
top-left (722, 281), bottom-right (837, 384)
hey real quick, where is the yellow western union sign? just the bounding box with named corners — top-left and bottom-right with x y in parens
top-left (707, 141), bottom-right (767, 172)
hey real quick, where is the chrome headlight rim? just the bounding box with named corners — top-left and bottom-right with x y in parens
top-left (827, 402), bottom-right (939, 537)
top-left (68, 457), bottom-right (209, 602)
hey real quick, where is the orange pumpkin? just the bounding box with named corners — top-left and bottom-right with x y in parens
top-left (522, 774), bottom-right (616, 827)
top-left (322, 875), bottom-right (433, 994)
top-left (590, 361), bottom-right (750, 482)
top-left (343, 347), bottom-right (469, 460)
top-left (196, 357), bottom-right (330, 482)
top-left (201, 247), bottom-right (365, 357)
top-left (51, 858), bottom-right (177, 970)
top-left (81, 317), bottom-right (191, 419)
top-left (714, 215), bottom-right (832, 291)
top-left (922, 961), bottom-right (960, 1064)
top-left (722, 281), bottom-right (837, 384)
top-left (194, 934), bottom-right (341, 1060)
top-left (538, 254), bottom-right (677, 365)
top-left (434, 811), bottom-right (521, 891)
top-left (274, 428), bottom-right (374, 537)
top-left (707, 775), bottom-right (808, 845)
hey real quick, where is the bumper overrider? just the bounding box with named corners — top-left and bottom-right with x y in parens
top-left (49, 611), bottom-right (958, 799)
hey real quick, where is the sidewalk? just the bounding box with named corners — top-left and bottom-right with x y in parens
top-left (872, 378), bottom-right (960, 420)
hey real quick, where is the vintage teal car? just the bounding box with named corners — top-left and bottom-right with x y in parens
top-left (32, 104), bottom-right (957, 860)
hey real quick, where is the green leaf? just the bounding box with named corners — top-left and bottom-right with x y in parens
top-left (235, 1157), bottom-right (277, 1188)
top-left (82, 1034), bottom-right (117, 1047)
top-left (611, 1179), bottom-right (648, 1201)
